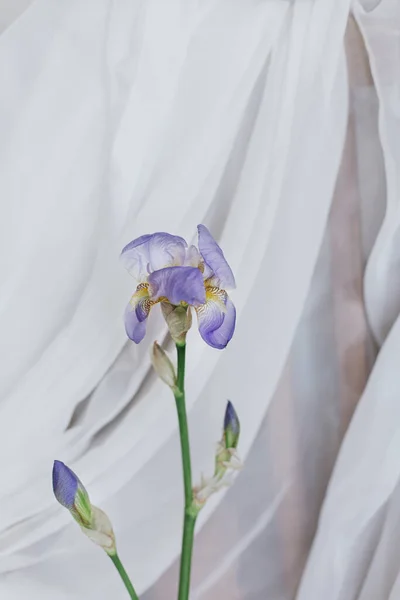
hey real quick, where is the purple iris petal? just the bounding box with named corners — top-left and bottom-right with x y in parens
top-left (197, 224), bottom-right (236, 289)
top-left (121, 234), bottom-right (153, 254)
top-left (121, 233), bottom-right (187, 280)
top-left (148, 233), bottom-right (187, 272)
top-left (148, 266), bottom-right (206, 306)
top-left (197, 295), bottom-right (236, 349)
top-left (183, 245), bottom-right (202, 268)
top-left (124, 302), bottom-right (148, 343)
top-left (224, 401), bottom-right (239, 435)
top-left (52, 460), bottom-right (80, 510)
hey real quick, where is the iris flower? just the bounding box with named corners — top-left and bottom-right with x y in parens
top-left (120, 224), bottom-right (236, 349)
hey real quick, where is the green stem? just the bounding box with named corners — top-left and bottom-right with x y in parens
top-left (178, 512), bottom-right (196, 600)
top-left (174, 343), bottom-right (197, 600)
top-left (110, 553), bottom-right (139, 600)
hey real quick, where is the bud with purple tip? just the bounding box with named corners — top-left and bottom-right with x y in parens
top-left (52, 461), bottom-right (116, 556)
top-left (224, 401), bottom-right (240, 450)
top-left (193, 401), bottom-right (242, 512)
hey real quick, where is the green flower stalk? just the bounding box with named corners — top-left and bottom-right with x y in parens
top-left (173, 342), bottom-right (196, 600)
top-left (122, 224), bottom-right (239, 600)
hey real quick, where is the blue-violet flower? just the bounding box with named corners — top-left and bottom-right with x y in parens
top-left (120, 225), bottom-right (236, 349)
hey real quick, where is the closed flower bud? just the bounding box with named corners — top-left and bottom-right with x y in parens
top-left (151, 342), bottom-right (177, 389)
top-left (224, 401), bottom-right (240, 449)
top-left (52, 460), bottom-right (92, 527)
top-left (192, 402), bottom-right (242, 513)
top-left (161, 302), bottom-right (192, 346)
top-left (52, 461), bottom-right (116, 556)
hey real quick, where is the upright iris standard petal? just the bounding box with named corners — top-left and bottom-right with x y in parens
top-left (196, 291), bottom-right (236, 349)
top-left (224, 401), bottom-right (240, 449)
top-left (147, 233), bottom-right (187, 272)
top-left (197, 224), bottom-right (236, 289)
top-left (121, 233), bottom-right (153, 254)
top-left (184, 245), bottom-right (202, 268)
top-left (121, 232), bottom-right (187, 281)
top-left (52, 461), bottom-right (92, 527)
top-left (148, 266), bottom-right (206, 306)
top-left (120, 234), bottom-right (154, 281)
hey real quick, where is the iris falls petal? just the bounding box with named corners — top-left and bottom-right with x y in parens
top-left (196, 288), bottom-right (236, 349)
top-left (124, 283), bottom-right (152, 343)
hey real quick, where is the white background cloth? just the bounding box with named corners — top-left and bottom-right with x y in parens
top-left (0, 1), bottom-right (396, 599)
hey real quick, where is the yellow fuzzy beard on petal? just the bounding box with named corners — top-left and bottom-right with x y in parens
top-left (204, 286), bottom-right (228, 313)
top-left (129, 282), bottom-right (150, 307)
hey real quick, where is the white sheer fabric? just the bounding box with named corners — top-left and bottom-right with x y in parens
top-left (298, 2), bottom-right (400, 600)
top-left (145, 15), bottom-right (385, 599)
top-left (0, 0), bottom-right (394, 599)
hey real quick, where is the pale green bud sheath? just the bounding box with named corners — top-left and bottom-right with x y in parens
top-left (161, 302), bottom-right (192, 346)
top-left (151, 342), bottom-right (177, 390)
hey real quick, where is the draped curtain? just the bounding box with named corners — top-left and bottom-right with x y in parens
top-left (0, 1), bottom-right (397, 599)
